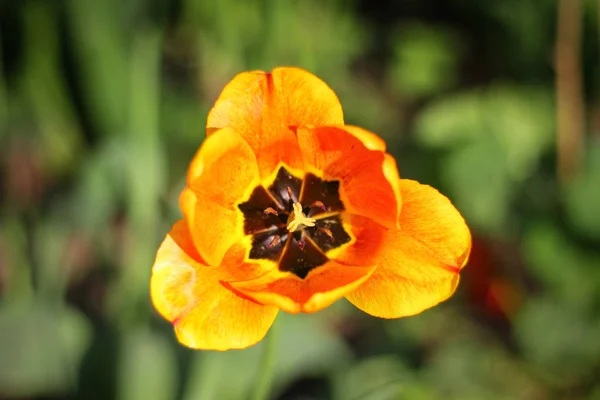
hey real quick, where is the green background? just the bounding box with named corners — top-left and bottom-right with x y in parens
top-left (1, 0), bottom-right (600, 399)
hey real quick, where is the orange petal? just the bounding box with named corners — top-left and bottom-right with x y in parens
top-left (340, 125), bottom-right (387, 151)
top-left (344, 180), bottom-right (471, 318)
top-left (297, 125), bottom-right (401, 229)
top-left (207, 67), bottom-right (344, 178)
top-left (228, 262), bottom-right (375, 314)
top-left (181, 127), bottom-right (260, 266)
top-left (150, 221), bottom-right (278, 350)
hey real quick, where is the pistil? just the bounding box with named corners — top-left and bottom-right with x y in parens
top-left (287, 202), bottom-right (316, 232)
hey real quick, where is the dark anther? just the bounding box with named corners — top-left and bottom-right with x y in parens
top-left (286, 187), bottom-right (294, 202)
top-left (279, 236), bottom-right (329, 279)
top-left (310, 200), bottom-right (327, 211)
top-left (264, 207), bottom-right (278, 216)
top-left (249, 229), bottom-right (287, 261)
top-left (267, 235), bottom-right (280, 248)
top-left (311, 216), bottom-right (351, 252)
top-left (318, 227), bottom-right (334, 242)
top-left (301, 174), bottom-right (344, 217)
top-left (267, 167), bottom-right (302, 208)
top-left (238, 186), bottom-right (282, 235)
top-left (297, 240), bottom-right (306, 250)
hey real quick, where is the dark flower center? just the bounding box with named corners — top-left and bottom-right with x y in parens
top-left (238, 167), bottom-right (352, 278)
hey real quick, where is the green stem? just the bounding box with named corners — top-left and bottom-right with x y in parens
top-left (251, 320), bottom-right (280, 400)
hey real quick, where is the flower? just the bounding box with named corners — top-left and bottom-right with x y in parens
top-left (150, 67), bottom-right (471, 350)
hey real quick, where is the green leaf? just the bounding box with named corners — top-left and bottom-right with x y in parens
top-left (117, 330), bottom-right (178, 400)
top-left (563, 142), bottom-right (600, 239)
top-left (484, 85), bottom-right (554, 180)
top-left (414, 89), bottom-right (485, 147)
top-left (0, 304), bottom-right (92, 397)
top-left (389, 23), bottom-right (462, 98)
top-left (523, 222), bottom-right (600, 309)
top-left (514, 296), bottom-right (600, 381)
top-left (424, 339), bottom-right (539, 400)
top-left (416, 85), bottom-right (554, 177)
top-left (333, 356), bottom-right (422, 400)
top-left (66, 0), bottom-right (129, 136)
top-left (22, 1), bottom-right (83, 176)
top-left (442, 136), bottom-right (512, 233)
top-left (415, 85), bottom-right (555, 233)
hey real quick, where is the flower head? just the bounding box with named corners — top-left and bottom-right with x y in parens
top-left (151, 67), bottom-right (471, 350)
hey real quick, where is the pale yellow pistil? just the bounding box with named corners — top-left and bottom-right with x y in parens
top-left (287, 202), bottom-right (316, 232)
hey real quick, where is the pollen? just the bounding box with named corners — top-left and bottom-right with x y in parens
top-left (287, 202), bottom-right (316, 232)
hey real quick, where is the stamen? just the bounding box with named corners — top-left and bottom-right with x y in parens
top-left (264, 207), bottom-right (278, 216)
top-left (310, 200), bottom-right (327, 211)
top-left (267, 235), bottom-right (280, 248)
top-left (287, 202), bottom-right (317, 232)
top-left (318, 227), bottom-right (334, 242)
top-left (286, 186), bottom-right (294, 201)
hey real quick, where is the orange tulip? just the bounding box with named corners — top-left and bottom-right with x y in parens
top-left (151, 67), bottom-right (471, 350)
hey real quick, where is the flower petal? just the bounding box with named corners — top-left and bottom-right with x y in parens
top-left (207, 67), bottom-right (344, 178)
top-left (181, 127), bottom-right (260, 266)
top-left (150, 220), bottom-right (278, 350)
top-left (297, 125), bottom-right (401, 229)
top-left (344, 180), bottom-right (471, 318)
top-left (228, 262), bottom-right (375, 314)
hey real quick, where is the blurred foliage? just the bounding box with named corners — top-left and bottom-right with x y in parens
top-left (1, 0), bottom-right (600, 399)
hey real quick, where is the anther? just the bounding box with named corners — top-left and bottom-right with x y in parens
top-left (318, 227), bottom-right (334, 242)
top-left (287, 202), bottom-right (317, 232)
top-left (264, 207), bottom-right (278, 216)
top-left (297, 240), bottom-right (306, 250)
top-left (310, 201), bottom-right (327, 211)
top-left (286, 186), bottom-right (294, 201)
top-left (267, 235), bottom-right (280, 248)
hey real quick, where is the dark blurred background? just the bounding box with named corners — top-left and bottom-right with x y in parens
top-left (1, 0), bottom-right (600, 399)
